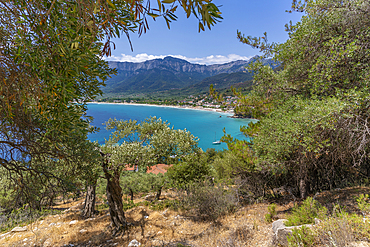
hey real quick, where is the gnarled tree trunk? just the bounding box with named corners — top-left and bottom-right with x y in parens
top-left (82, 181), bottom-right (97, 218)
top-left (103, 163), bottom-right (127, 235)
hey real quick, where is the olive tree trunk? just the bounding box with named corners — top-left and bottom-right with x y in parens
top-left (103, 164), bottom-right (127, 235)
top-left (82, 182), bottom-right (97, 218)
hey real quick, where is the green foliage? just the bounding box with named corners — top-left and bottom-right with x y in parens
top-left (287, 226), bottom-right (316, 247)
top-left (253, 97), bottom-right (346, 172)
top-left (166, 153), bottom-right (211, 189)
top-left (286, 197), bottom-right (327, 226)
top-left (0, 0), bottom-right (221, 212)
top-left (0, 207), bottom-right (58, 233)
top-left (122, 200), bottom-right (142, 211)
top-left (211, 150), bottom-right (254, 180)
top-left (232, 0), bottom-right (370, 197)
top-left (149, 199), bottom-right (180, 211)
top-left (316, 213), bottom-right (355, 247)
top-left (120, 172), bottom-right (166, 199)
top-left (96, 203), bottom-right (109, 211)
top-left (102, 117), bottom-right (200, 170)
top-left (356, 194), bottom-right (370, 215)
top-left (265, 203), bottom-right (277, 223)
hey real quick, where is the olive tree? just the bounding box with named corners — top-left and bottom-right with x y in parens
top-left (0, 0), bottom-right (221, 209)
top-left (100, 117), bottom-right (199, 235)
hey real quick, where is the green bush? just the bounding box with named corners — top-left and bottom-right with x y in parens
top-left (166, 153), bottom-right (211, 189)
top-left (286, 197), bottom-right (327, 226)
top-left (120, 172), bottom-right (166, 200)
top-left (316, 213), bottom-right (355, 247)
top-left (356, 194), bottom-right (370, 215)
top-left (211, 151), bottom-right (251, 180)
top-left (0, 207), bottom-right (58, 233)
top-left (181, 181), bottom-right (238, 221)
top-left (265, 203), bottom-right (276, 223)
top-left (150, 199), bottom-right (180, 211)
top-left (287, 226), bottom-right (316, 247)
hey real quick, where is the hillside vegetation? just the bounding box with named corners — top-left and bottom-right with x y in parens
top-left (2, 0), bottom-right (370, 246)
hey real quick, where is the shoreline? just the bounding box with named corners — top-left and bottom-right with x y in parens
top-left (87, 101), bottom-right (235, 116)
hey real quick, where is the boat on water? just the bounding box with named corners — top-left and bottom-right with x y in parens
top-left (212, 132), bottom-right (221, 145)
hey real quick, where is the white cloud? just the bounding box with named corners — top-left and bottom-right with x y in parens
top-left (104, 53), bottom-right (252, 65)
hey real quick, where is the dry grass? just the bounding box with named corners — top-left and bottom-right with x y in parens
top-left (4, 187), bottom-right (368, 247)
top-left (0, 191), bottom-right (276, 247)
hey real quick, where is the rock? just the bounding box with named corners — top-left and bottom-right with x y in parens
top-left (272, 219), bottom-right (287, 233)
top-left (272, 219), bottom-right (313, 246)
top-left (79, 229), bottom-right (88, 233)
top-left (0, 232), bottom-right (10, 239)
top-left (43, 238), bottom-right (53, 247)
top-left (69, 220), bottom-right (78, 225)
top-left (10, 226), bottom-right (27, 232)
top-left (128, 239), bottom-right (141, 247)
top-left (351, 241), bottom-right (370, 247)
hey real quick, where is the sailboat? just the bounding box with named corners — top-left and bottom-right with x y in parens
top-left (212, 132), bottom-right (221, 145)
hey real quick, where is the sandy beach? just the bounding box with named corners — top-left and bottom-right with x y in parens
top-left (88, 101), bottom-right (235, 115)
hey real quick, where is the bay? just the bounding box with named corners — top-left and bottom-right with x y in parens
top-left (87, 103), bottom-right (255, 151)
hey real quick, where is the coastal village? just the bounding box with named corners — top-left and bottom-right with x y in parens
top-left (97, 94), bottom-right (239, 113)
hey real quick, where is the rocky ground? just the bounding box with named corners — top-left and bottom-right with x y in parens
top-left (1, 187), bottom-right (370, 247)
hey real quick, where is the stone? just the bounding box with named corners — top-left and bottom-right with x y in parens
top-left (43, 238), bottom-right (53, 247)
top-left (69, 220), bottom-right (78, 225)
top-left (10, 226), bottom-right (27, 232)
top-left (272, 219), bottom-right (287, 233)
top-left (351, 241), bottom-right (370, 247)
top-left (0, 232), bottom-right (10, 239)
top-left (272, 219), bottom-right (313, 246)
top-left (128, 239), bottom-right (141, 247)
top-left (79, 229), bottom-right (88, 233)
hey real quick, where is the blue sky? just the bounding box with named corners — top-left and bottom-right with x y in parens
top-left (106, 0), bottom-right (304, 65)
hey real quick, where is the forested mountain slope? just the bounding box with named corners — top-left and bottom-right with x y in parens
top-left (103, 56), bottom-right (272, 94)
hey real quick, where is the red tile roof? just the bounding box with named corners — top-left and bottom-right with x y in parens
top-left (146, 164), bottom-right (172, 175)
top-left (124, 164), bottom-right (172, 175)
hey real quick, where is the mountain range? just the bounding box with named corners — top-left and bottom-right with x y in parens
top-left (103, 56), bottom-right (275, 95)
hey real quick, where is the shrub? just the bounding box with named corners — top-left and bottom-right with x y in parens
top-left (218, 224), bottom-right (252, 247)
top-left (211, 151), bottom-right (251, 180)
top-left (356, 194), bottom-right (370, 215)
top-left (286, 197), bottom-right (327, 226)
top-left (120, 172), bottom-right (166, 201)
top-left (150, 199), bottom-right (180, 211)
top-left (265, 203), bottom-right (276, 223)
top-left (316, 214), bottom-right (354, 247)
top-left (181, 181), bottom-right (238, 221)
top-left (287, 226), bottom-right (316, 247)
top-left (166, 153), bottom-right (211, 189)
top-left (0, 207), bottom-right (58, 233)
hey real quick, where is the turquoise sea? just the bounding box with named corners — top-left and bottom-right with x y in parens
top-left (87, 103), bottom-right (255, 151)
